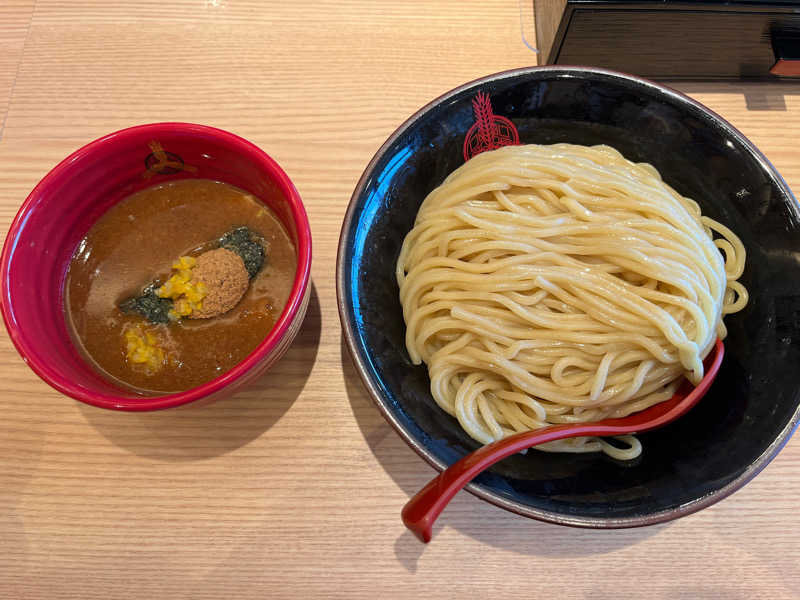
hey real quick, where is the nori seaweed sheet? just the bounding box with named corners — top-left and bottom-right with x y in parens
top-left (119, 283), bottom-right (173, 324)
top-left (220, 226), bottom-right (266, 279)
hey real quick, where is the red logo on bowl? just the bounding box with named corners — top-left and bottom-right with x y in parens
top-left (143, 141), bottom-right (198, 179)
top-left (463, 92), bottom-right (520, 161)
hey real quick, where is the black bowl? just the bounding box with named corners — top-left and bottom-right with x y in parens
top-left (337, 66), bottom-right (800, 527)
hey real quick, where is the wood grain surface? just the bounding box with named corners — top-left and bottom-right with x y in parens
top-left (0, 2), bottom-right (798, 599)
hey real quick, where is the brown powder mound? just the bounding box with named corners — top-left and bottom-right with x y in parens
top-left (187, 248), bottom-right (249, 319)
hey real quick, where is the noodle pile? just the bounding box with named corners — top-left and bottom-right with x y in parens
top-left (396, 144), bottom-right (747, 459)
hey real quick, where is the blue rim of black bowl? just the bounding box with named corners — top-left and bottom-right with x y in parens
top-left (336, 65), bottom-right (800, 528)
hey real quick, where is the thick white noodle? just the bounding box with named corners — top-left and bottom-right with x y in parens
top-left (396, 144), bottom-right (747, 460)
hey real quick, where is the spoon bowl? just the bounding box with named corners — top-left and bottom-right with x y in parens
top-left (402, 339), bottom-right (725, 543)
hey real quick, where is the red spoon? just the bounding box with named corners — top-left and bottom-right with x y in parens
top-left (402, 339), bottom-right (724, 543)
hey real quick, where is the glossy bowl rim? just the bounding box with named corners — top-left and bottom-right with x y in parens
top-left (0, 122), bottom-right (312, 411)
top-left (336, 65), bottom-right (800, 528)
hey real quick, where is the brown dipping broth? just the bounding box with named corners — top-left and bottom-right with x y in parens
top-left (65, 179), bottom-right (297, 394)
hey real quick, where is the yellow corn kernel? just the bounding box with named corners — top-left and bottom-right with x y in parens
top-left (184, 286), bottom-right (205, 304)
top-left (176, 298), bottom-right (192, 315)
top-left (124, 324), bottom-right (165, 373)
top-left (157, 255), bottom-right (208, 318)
top-left (173, 256), bottom-right (196, 270)
top-left (156, 282), bottom-right (171, 298)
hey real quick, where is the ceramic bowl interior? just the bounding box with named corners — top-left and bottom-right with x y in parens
top-left (1, 123), bottom-right (311, 411)
top-left (338, 67), bottom-right (800, 526)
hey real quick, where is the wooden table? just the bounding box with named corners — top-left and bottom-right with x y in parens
top-left (1, 2), bottom-right (798, 598)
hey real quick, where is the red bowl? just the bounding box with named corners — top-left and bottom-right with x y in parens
top-left (0, 123), bottom-right (312, 410)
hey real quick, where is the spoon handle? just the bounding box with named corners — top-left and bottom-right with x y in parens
top-left (401, 423), bottom-right (613, 543)
top-left (402, 340), bottom-right (724, 543)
